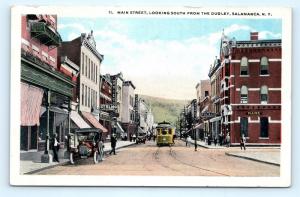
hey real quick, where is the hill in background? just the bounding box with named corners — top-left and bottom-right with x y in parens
top-left (140, 95), bottom-right (189, 126)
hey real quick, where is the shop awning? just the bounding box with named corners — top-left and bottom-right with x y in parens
top-left (116, 122), bottom-right (125, 134)
top-left (209, 116), bottom-right (222, 122)
top-left (21, 83), bottom-right (44, 126)
top-left (138, 126), bottom-right (146, 134)
top-left (81, 111), bottom-right (108, 132)
top-left (70, 111), bottom-right (91, 129)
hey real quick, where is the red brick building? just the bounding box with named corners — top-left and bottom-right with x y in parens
top-left (219, 32), bottom-right (281, 145)
top-left (20, 14), bottom-right (75, 158)
top-left (99, 74), bottom-right (113, 140)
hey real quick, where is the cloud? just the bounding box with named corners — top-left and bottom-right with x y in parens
top-left (58, 21), bottom-right (281, 100)
top-left (94, 31), bottom-right (217, 100)
top-left (259, 31), bottom-right (282, 39)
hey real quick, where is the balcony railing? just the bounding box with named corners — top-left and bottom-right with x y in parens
top-left (30, 21), bottom-right (62, 47)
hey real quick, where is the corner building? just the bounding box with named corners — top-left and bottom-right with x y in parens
top-left (220, 32), bottom-right (281, 145)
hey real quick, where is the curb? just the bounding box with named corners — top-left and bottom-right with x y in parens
top-left (24, 160), bottom-right (69, 175)
top-left (25, 142), bottom-right (136, 175)
top-left (104, 142), bottom-right (136, 154)
top-left (181, 139), bottom-right (225, 149)
top-left (225, 152), bottom-right (280, 166)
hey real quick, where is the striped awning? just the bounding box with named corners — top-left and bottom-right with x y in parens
top-left (81, 111), bottom-right (108, 132)
top-left (70, 111), bottom-right (90, 128)
top-left (21, 83), bottom-right (44, 126)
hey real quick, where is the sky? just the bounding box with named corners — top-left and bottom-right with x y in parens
top-left (58, 17), bottom-right (281, 100)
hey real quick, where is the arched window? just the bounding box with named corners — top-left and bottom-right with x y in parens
top-left (260, 85), bottom-right (268, 104)
top-left (240, 57), bottom-right (249, 75)
top-left (260, 56), bottom-right (269, 75)
top-left (240, 85), bottom-right (248, 103)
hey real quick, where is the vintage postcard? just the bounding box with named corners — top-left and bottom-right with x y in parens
top-left (10, 6), bottom-right (291, 187)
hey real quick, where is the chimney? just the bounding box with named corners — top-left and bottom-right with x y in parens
top-left (250, 32), bottom-right (259, 41)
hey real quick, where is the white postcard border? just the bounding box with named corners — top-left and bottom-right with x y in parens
top-left (10, 6), bottom-right (292, 187)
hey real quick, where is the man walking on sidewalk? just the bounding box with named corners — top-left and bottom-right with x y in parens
top-left (226, 132), bottom-right (230, 147)
top-left (109, 132), bottom-right (117, 155)
top-left (51, 133), bottom-right (60, 162)
top-left (240, 134), bottom-right (246, 150)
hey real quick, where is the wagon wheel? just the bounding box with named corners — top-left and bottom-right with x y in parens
top-left (93, 150), bottom-right (99, 164)
top-left (98, 142), bottom-right (104, 162)
top-left (70, 152), bottom-right (75, 165)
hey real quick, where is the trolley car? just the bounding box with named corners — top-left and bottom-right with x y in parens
top-left (156, 121), bottom-right (175, 146)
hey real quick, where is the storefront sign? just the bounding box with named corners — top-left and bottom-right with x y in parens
top-left (247, 111), bottom-right (261, 115)
top-left (134, 94), bottom-right (139, 122)
top-left (111, 77), bottom-right (117, 106)
top-left (100, 104), bottom-right (117, 111)
top-left (201, 112), bottom-right (216, 118)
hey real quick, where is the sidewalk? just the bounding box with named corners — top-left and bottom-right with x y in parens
top-left (20, 140), bottom-right (136, 175)
top-left (225, 151), bottom-right (280, 166)
top-left (182, 139), bottom-right (226, 149)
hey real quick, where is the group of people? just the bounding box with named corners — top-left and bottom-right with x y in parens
top-left (185, 132), bottom-right (246, 150)
top-left (205, 132), bottom-right (231, 147)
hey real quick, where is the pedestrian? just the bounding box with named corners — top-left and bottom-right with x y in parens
top-left (51, 133), bottom-right (60, 162)
top-left (240, 134), bottom-right (246, 150)
top-left (219, 132), bottom-right (224, 146)
top-left (132, 133), bottom-right (136, 142)
top-left (185, 135), bottom-right (188, 146)
top-left (214, 136), bottom-right (217, 146)
top-left (109, 132), bottom-right (117, 155)
top-left (187, 135), bottom-right (192, 147)
top-left (226, 133), bottom-right (230, 147)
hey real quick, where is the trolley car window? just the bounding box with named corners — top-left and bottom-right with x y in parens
top-left (168, 129), bottom-right (172, 134)
top-left (162, 130), bottom-right (167, 135)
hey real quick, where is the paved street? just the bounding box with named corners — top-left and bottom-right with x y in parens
top-left (36, 140), bottom-right (280, 176)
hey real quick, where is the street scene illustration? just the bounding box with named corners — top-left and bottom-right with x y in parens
top-left (20, 14), bottom-right (281, 176)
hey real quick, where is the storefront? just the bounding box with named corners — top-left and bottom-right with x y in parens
top-left (20, 52), bottom-right (75, 151)
top-left (209, 116), bottom-right (221, 139)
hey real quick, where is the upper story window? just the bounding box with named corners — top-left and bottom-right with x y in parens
top-left (260, 85), bottom-right (268, 104)
top-left (240, 56), bottom-right (249, 75)
top-left (81, 52), bottom-right (85, 75)
top-left (260, 56), bottom-right (269, 75)
top-left (240, 85), bottom-right (248, 104)
top-left (205, 91), bottom-right (209, 97)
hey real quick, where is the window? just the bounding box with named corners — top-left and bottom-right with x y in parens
top-left (88, 87), bottom-right (90, 107)
top-left (205, 91), bottom-right (209, 97)
top-left (85, 55), bottom-right (88, 77)
top-left (96, 65), bottom-right (98, 83)
top-left (81, 84), bottom-right (84, 105)
top-left (260, 56), bottom-right (269, 75)
top-left (260, 117), bottom-right (269, 137)
top-left (240, 117), bottom-right (248, 137)
top-left (81, 53), bottom-right (84, 75)
top-left (85, 86), bottom-right (87, 106)
top-left (240, 85), bottom-right (248, 103)
top-left (88, 59), bottom-right (91, 79)
top-left (240, 56), bottom-right (249, 75)
top-left (260, 85), bottom-right (268, 104)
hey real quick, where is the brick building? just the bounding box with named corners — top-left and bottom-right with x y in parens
top-left (219, 32), bottom-right (281, 145)
top-left (99, 74), bottom-right (113, 140)
top-left (20, 15), bottom-right (75, 162)
top-left (59, 31), bottom-right (108, 134)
